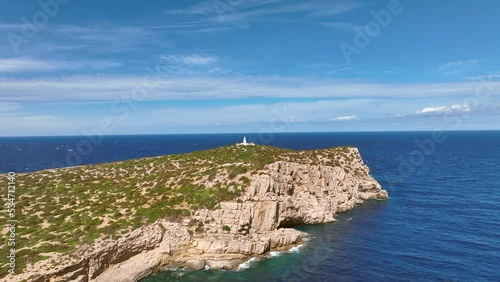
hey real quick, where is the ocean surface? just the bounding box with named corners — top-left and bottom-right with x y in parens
top-left (2, 131), bottom-right (499, 281)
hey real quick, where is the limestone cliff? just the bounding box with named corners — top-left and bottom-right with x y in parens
top-left (7, 147), bottom-right (387, 282)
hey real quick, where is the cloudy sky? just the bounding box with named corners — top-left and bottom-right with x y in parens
top-left (1, 0), bottom-right (500, 136)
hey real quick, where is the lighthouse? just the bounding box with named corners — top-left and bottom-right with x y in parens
top-left (237, 136), bottom-right (255, 146)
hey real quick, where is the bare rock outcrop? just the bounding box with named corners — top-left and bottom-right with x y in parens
top-left (9, 147), bottom-right (387, 282)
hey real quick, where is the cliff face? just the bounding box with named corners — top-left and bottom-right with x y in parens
top-left (10, 148), bottom-right (387, 282)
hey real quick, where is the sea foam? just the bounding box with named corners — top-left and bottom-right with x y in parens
top-left (237, 257), bottom-right (260, 271)
top-left (267, 251), bottom-right (282, 257)
top-left (287, 244), bottom-right (305, 253)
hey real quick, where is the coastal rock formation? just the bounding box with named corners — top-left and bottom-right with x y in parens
top-left (8, 147), bottom-right (387, 282)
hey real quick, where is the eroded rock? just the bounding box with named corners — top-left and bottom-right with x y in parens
top-left (10, 148), bottom-right (387, 282)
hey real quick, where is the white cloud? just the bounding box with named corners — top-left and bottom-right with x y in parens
top-left (330, 115), bottom-right (358, 121)
top-left (0, 114), bottom-right (92, 136)
top-left (396, 101), bottom-right (500, 118)
top-left (84, 60), bottom-right (123, 69)
top-left (0, 22), bottom-right (22, 30)
top-left (1, 100), bottom-right (367, 135)
top-left (0, 58), bottom-right (68, 73)
top-left (0, 102), bottom-right (20, 112)
top-left (207, 67), bottom-right (231, 74)
top-left (160, 54), bottom-right (218, 66)
top-left (437, 59), bottom-right (479, 76)
top-left (466, 72), bottom-right (500, 81)
top-left (0, 58), bottom-right (121, 73)
top-left (1, 75), bottom-right (499, 103)
top-left (182, 54), bottom-right (218, 65)
top-left (2, 99), bottom-right (499, 136)
top-left (163, 1), bottom-right (216, 15)
top-left (227, 0), bottom-right (363, 19)
top-left (161, 0), bottom-right (365, 33)
top-left (383, 67), bottom-right (403, 75)
top-left (164, 0), bottom-right (363, 18)
top-left (415, 103), bottom-right (474, 115)
top-left (13, 24), bottom-right (173, 55)
top-left (406, 100), bottom-right (500, 116)
top-left (147, 100), bottom-right (367, 127)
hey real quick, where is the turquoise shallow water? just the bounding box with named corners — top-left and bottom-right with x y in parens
top-left (143, 132), bottom-right (500, 282)
top-left (2, 131), bottom-right (500, 281)
top-left (143, 202), bottom-right (392, 282)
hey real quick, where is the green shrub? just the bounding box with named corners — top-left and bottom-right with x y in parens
top-left (0, 144), bottom-right (355, 274)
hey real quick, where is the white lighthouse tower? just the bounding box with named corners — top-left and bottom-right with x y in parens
top-left (237, 136), bottom-right (255, 146)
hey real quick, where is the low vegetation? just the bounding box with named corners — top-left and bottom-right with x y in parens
top-left (0, 144), bottom-right (360, 276)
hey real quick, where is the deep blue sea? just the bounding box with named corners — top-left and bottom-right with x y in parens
top-left (2, 131), bottom-right (499, 281)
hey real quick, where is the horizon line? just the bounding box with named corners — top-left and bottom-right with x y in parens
top-left (2, 129), bottom-right (500, 138)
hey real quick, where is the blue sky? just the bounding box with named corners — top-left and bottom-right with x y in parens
top-left (1, 0), bottom-right (500, 136)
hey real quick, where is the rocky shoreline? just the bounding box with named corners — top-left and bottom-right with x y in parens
top-left (8, 148), bottom-right (387, 282)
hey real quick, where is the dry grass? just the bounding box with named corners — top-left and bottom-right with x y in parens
top-left (0, 144), bottom-right (359, 276)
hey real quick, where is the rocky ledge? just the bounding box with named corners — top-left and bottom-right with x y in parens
top-left (7, 147), bottom-right (387, 282)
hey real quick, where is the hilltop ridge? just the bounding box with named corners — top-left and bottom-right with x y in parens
top-left (1, 145), bottom-right (388, 281)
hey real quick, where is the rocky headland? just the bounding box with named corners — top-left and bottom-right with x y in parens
top-left (1, 145), bottom-right (387, 282)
